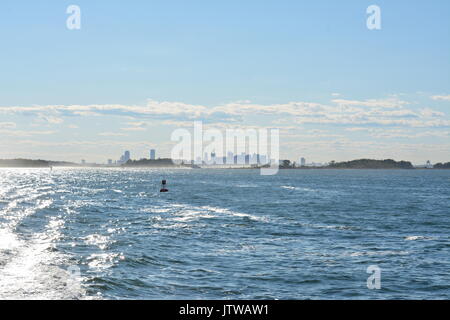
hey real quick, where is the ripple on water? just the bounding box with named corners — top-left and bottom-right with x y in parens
top-left (1, 168), bottom-right (449, 299)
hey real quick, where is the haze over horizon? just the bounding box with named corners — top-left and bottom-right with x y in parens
top-left (1, 1), bottom-right (449, 164)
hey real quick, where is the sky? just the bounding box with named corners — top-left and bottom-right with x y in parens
top-left (0, 0), bottom-right (449, 164)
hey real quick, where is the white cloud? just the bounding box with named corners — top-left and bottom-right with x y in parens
top-left (0, 96), bottom-right (449, 131)
top-left (419, 108), bottom-right (445, 117)
top-left (99, 132), bottom-right (128, 137)
top-left (0, 122), bottom-right (16, 129)
top-left (0, 129), bottom-right (57, 137)
top-left (37, 114), bottom-right (64, 124)
top-left (331, 98), bottom-right (409, 109)
top-left (431, 95), bottom-right (450, 101)
top-left (126, 121), bottom-right (148, 127)
top-left (120, 127), bottom-right (147, 132)
top-left (344, 127), bottom-right (450, 139)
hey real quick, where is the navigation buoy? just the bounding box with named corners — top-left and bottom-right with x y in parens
top-left (160, 179), bottom-right (169, 192)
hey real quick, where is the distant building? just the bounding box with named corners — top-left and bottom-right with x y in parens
top-left (300, 157), bottom-right (306, 167)
top-left (227, 152), bottom-right (234, 164)
top-left (250, 153), bottom-right (258, 165)
top-left (81, 159), bottom-right (86, 165)
top-left (426, 160), bottom-right (433, 169)
top-left (236, 153), bottom-right (245, 165)
top-left (118, 151), bottom-right (131, 164)
top-left (108, 159), bottom-right (113, 165)
top-left (150, 149), bottom-right (156, 160)
top-left (259, 155), bottom-right (267, 165)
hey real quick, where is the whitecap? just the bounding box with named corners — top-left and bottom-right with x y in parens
top-left (281, 186), bottom-right (318, 192)
top-left (83, 234), bottom-right (112, 250)
top-left (349, 250), bottom-right (409, 257)
top-left (405, 236), bottom-right (434, 241)
top-left (201, 205), bottom-right (268, 222)
top-left (0, 216), bottom-right (87, 299)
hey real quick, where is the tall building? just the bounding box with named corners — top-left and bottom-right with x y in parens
top-left (300, 157), bottom-right (306, 167)
top-left (150, 149), bottom-right (156, 160)
top-left (226, 152), bottom-right (234, 164)
top-left (119, 151), bottom-right (131, 164)
top-left (237, 153), bottom-right (245, 165)
top-left (259, 155), bottom-right (267, 165)
top-left (250, 153), bottom-right (261, 165)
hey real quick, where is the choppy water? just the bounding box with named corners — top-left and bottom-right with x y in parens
top-left (0, 168), bottom-right (449, 299)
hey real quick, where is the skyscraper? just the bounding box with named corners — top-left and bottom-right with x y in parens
top-left (227, 152), bottom-right (234, 164)
top-left (300, 157), bottom-right (306, 167)
top-left (150, 149), bottom-right (156, 160)
top-left (119, 151), bottom-right (131, 164)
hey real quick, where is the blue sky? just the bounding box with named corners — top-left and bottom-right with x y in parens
top-left (0, 0), bottom-right (449, 164)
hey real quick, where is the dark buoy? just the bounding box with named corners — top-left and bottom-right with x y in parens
top-left (160, 179), bottom-right (169, 192)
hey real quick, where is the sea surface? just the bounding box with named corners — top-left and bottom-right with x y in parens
top-left (0, 168), bottom-right (449, 300)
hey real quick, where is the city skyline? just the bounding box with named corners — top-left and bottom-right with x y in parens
top-left (0, 1), bottom-right (449, 164)
top-left (79, 147), bottom-right (435, 168)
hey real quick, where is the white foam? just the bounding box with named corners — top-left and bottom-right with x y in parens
top-left (200, 205), bottom-right (268, 222)
top-left (405, 236), bottom-right (434, 241)
top-left (0, 178), bottom-right (87, 300)
top-left (84, 234), bottom-right (112, 250)
top-left (349, 250), bottom-right (409, 257)
top-left (87, 252), bottom-right (125, 271)
top-left (0, 216), bottom-right (87, 299)
top-left (281, 186), bottom-right (318, 192)
top-left (152, 203), bottom-right (268, 226)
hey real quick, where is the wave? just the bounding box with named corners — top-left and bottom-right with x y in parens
top-left (0, 184), bottom-right (88, 299)
top-left (201, 205), bottom-right (268, 222)
top-left (145, 202), bottom-right (269, 224)
top-left (348, 250), bottom-right (409, 257)
top-left (280, 186), bottom-right (318, 192)
top-left (0, 216), bottom-right (87, 299)
top-left (83, 234), bottom-right (113, 250)
top-left (405, 236), bottom-right (434, 241)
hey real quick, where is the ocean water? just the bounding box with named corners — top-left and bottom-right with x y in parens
top-left (0, 168), bottom-right (449, 300)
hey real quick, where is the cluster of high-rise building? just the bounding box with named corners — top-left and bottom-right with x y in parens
top-left (295, 157), bottom-right (327, 167)
top-left (117, 151), bottom-right (131, 165)
top-left (115, 149), bottom-right (156, 165)
top-left (194, 151), bottom-right (270, 166)
top-left (83, 150), bottom-right (314, 167)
